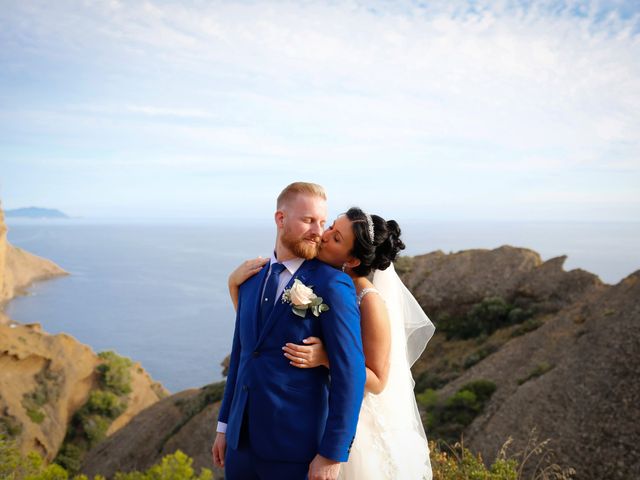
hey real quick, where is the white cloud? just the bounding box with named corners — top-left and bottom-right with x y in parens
top-left (1, 0), bottom-right (639, 219)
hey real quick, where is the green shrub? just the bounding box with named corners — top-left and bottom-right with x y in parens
top-left (114, 450), bottom-right (213, 480)
top-left (421, 379), bottom-right (497, 444)
top-left (25, 408), bottom-right (45, 424)
top-left (54, 443), bottom-right (84, 473)
top-left (414, 371), bottom-right (448, 392)
top-left (416, 388), bottom-right (438, 410)
top-left (431, 429), bottom-right (576, 480)
top-left (0, 415), bottom-right (23, 437)
top-left (81, 414), bottom-right (110, 446)
top-left (86, 390), bottom-right (126, 419)
top-left (518, 362), bottom-right (554, 385)
top-left (431, 440), bottom-right (518, 480)
top-left (1, 432), bottom-right (102, 480)
top-left (56, 352), bottom-right (135, 474)
top-left (463, 344), bottom-right (499, 369)
top-left (2, 432), bottom-right (215, 480)
top-left (438, 297), bottom-right (535, 340)
top-left (97, 351), bottom-right (133, 396)
top-left (461, 379), bottom-right (497, 403)
top-left (510, 317), bottom-right (544, 338)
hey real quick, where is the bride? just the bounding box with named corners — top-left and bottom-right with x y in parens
top-left (229, 207), bottom-right (435, 480)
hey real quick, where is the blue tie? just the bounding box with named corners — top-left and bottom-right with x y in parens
top-left (259, 262), bottom-right (286, 331)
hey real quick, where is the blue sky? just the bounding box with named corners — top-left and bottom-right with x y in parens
top-left (1, 0), bottom-right (639, 221)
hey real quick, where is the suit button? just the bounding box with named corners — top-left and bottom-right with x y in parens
top-left (252, 351), bottom-right (260, 358)
top-left (242, 385), bottom-right (248, 391)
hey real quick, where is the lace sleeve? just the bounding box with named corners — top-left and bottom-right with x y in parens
top-left (357, 287), bottom-right (380, 306)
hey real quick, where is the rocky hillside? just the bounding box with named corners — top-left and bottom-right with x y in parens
top-left (79, 382), bottom-right (225, 480)
top-left (436, 269), bottom-right (640, 480)
top-left (400, 246), bottom-right (639, 480)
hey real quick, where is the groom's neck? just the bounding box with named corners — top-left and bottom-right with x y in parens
top-left (274, 243), bottom-right (297, 263)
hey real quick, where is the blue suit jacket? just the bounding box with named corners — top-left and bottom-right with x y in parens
top-left (218, 258), bottom-right (366, 463)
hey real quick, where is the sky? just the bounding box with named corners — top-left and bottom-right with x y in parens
top-left (1, 0), bottom-right (639, 222)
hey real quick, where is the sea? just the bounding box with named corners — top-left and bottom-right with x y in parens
top-left (4, 218), bottom-right (640, 393)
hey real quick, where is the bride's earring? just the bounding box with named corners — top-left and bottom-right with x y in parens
top-left (341, 263), bottom-right (347, 272)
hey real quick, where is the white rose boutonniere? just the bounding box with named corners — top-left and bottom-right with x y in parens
top-left (282, 279), bottom-right (330, 318)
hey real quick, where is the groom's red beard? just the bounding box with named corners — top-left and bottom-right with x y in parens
top-left (281, 229), bottom-right (320, 260)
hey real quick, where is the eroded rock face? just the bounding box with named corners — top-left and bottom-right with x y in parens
top-left (0, 322), bottom-right (169, 462)
top-left (451, 270), bottom-right (640, 480)
top-left (401, 245), bottom-right (603, 321)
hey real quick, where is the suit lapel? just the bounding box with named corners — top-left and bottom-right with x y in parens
top-left (248, 263), bottom-right (270, 345)
top-left (255, 259), bottom-right (317, 348)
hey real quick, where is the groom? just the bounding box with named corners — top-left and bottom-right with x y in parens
top-left (212, 182), bottom-right (366, 480)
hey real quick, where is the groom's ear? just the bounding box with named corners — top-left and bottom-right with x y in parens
top-left (274, 210), bottom-right (285, 228)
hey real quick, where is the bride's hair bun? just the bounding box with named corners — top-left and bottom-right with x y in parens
top-left (345, 207), bottom-right (406, 277)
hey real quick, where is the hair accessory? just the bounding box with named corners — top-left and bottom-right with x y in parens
top-left (364, 212), bottom-right (374, 243)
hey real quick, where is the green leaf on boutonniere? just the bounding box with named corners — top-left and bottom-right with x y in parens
top-left (292, 307), bottom-right (307, 318)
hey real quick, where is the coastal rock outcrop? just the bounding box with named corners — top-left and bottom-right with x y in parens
top-left (0, 202), bottom-right (68, 309)
top-left (0, 322), bottom-right (169, 462)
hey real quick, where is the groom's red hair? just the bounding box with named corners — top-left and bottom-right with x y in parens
top-left (277, 182), bottom-right (326, 209)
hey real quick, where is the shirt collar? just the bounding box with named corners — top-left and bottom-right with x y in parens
top-left (270, 252), bottom-right (305, 276)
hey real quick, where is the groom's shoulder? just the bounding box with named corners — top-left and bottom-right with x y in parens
top-left (306, 259), bottom-right (353, 288)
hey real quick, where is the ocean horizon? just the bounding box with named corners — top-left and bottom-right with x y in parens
top-left (4, 218), bottom-right (640, 393)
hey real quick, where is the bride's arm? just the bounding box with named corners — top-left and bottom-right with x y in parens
top-left (283, 293), bottom-right (391, 394)
top-left (228, 257), bottom-right (269, 310)
top-left (359, 293), bottom-right (391, 394)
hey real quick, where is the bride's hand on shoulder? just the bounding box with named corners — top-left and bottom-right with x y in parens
top-left (283, 337), bottom-right (329, 369)
top-left (228, 257), bottom-right (268, 311)
top-left (228, 257), bottom-right (269, 287)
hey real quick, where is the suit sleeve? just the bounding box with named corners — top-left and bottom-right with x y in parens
top-left (217, 294), bottom-right (242, 424)
top-left (317, 273), bottom-right (366, 462)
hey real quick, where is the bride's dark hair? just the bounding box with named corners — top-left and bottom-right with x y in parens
top-left (345, 207), bottom-right (405, 277)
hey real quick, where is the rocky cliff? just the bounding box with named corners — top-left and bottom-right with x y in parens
top-left (0, 202), bottom-right (169, 468)
top-left (436, 268), bottom-right (640, 479)
top-left (400, 246), bottom-right (639, 479)
top-left (0, 322), bottom-right (168, 462)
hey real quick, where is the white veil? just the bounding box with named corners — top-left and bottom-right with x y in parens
top-left (373, 262), bottom-right (435, 367)
top-left (370, 262), bottom-right (435, 479)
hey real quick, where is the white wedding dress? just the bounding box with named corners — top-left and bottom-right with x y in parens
top-left (338, 264), bottom-right (435, 480)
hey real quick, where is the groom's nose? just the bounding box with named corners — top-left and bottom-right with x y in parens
top-left (309, 221), bottom-right (323, 238)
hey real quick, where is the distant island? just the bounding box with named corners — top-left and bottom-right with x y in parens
top-left (5, 207), bottom-right (69, 219)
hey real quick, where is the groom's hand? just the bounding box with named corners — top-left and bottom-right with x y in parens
top-left (212, 432), bottom-right (226, 468)
top-left (308, 454), bottom-right (340, 480)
